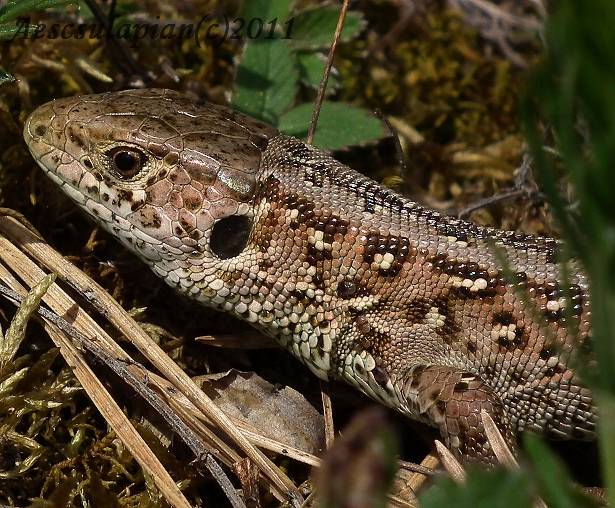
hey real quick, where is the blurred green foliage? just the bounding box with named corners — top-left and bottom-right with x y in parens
top-left (421, 468), bottom-right (534, 508)
top-left (522, 0), bottom-right (615, 502)
top-left (422, 0), bottom-right (615, 505)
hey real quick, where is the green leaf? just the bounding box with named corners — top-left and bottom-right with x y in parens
top-left (296, 51), bottom-right (339, 92)
top-left (0, 0), bottom-right (75, 22)
top-left (278, 101), bottom-right (386, 150)
top-left (240, 0), bottom-right (292, 24)
top-left (0, 65), bottom-right (15, 85)
top-left (289, 6), bottom-right (366, 49)
top-left (523, 434), bottom-right (598, 508)
top-left (232, 39), bottom-right (298, 124)
top-left (0, 22), bottom-right (39, 40)
top-left (420, 468), bottom-right (533, 508)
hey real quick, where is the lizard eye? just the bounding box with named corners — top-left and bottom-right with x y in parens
top-left (107, 147), bottom-right (145, 179)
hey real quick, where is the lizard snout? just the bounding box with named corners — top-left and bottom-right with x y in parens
top-left (24, 101), bottom-right (56, 156)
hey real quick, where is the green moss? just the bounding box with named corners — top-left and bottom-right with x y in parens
top-left (340, 9), bottom-right (531, 146)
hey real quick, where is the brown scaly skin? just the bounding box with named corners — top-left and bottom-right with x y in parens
top-left (24, 88), bottom-right (595, 463)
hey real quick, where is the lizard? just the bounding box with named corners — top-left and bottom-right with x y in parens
top-left (23, 88), bottom-right (595, 464)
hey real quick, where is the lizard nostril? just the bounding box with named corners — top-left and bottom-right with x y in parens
top-left (34, 124), bottom-right (47, 137)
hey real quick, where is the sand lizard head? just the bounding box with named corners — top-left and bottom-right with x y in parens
top-left (24, 88), bottom-right (278, 269)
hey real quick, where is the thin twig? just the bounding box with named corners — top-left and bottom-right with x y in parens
top-left (0, 207), bottom-right (43, 239)
top-left (458, 153), bottom-right (543, 218)
top-left (98, 355), bottom-right (246, 508)
top-left (375, 0), bottom-right (419, 51)
top-left (306, 0), bottom-right (350, 145)
top-left (458, 188), bottom-right (528, 218)
top-left (397, 459), bottom-right (437, 476)
top-left (400, 452), bottom-right (441, 495)
top-left (195, 333), bottom-right (278, 349)
top-left (514, 152), bottom-right (535, 188)
top-left (0, 266), bottom-right (192, 508)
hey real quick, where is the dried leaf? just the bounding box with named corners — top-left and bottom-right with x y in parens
top-left (197, 369), bottom-right (324, 454)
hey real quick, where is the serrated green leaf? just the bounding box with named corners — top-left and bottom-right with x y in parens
top-left (420, 468), bottom-right (533, 508)
top-left (278, 101), bottom-right (386, 150)
top-left (240, 0), bottom-right (292, 24)
top-left (232, 39), bottom-right (298, 124)
top-left (0, 65), bottom-right (15, 85)
top-left (296, 51), bottom-right (339, 92)
top-left (288, 7), bottom-right (365, 49)
top-left (0, 0), bottom-right (75, 22)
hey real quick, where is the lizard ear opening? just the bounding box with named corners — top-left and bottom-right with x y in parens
top-left (210, 215), bottom-right (252, 259)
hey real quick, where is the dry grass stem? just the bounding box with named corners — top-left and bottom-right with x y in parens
top-left (435, 440), bottom-right (466, 483)
top-left (0, 260), bottom-right (193, 508)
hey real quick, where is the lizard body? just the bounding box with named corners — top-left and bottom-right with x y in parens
top-left (24, 88), bottom-right (595, 463)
